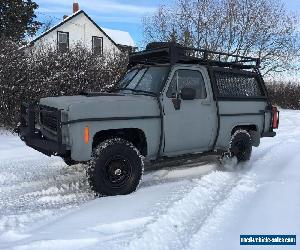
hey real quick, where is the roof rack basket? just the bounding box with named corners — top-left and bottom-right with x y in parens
top-left (129, 42), bottom-right (260, 70)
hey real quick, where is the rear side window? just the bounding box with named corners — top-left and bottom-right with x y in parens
top-left (215, 72), bottom-right (264, 97)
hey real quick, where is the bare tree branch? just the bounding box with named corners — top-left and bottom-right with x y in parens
top-left (143, 0), bottom-right (300, 76)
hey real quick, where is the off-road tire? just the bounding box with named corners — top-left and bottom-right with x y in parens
top-left (87, 138), bottom-right (144, 196)
top-left (63, 157), bottom-right (77, 166)
top-left (229, 129), bottom-right (252, 162)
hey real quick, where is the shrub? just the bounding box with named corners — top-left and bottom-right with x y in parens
top-left (266, 81), bottom-right (300, 109)
top-left (0, 39), bottom-right (128, 129)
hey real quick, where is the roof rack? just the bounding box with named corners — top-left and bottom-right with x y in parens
top-left (129, 42), bottom-right (260, 70)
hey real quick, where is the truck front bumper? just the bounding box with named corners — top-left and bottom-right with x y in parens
top-left (17, 103), bottom-right (67, 157)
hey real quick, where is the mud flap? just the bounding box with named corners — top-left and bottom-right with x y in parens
top-left (249, 130), bottom-right (260, 147)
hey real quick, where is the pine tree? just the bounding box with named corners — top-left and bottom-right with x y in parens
top-left (182, 29), bottom-right (193, 47)
top-left (169, 28), bottom-right (177, 43)
top-left (0, 0), bottom-right (41, 42)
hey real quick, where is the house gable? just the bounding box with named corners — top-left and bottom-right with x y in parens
top-left (31, 10), bottom-right (134, 53)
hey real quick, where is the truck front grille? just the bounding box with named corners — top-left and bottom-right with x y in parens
top-left (40, 106), bottom-right (59, 132)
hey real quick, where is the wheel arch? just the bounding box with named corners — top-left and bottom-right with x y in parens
top-left (231, 124), bottom-right (260, 147)
top-left (92, 128), bottom-right (148, 156)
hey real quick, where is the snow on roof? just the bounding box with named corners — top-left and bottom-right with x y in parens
top-left (102, 27), bottom-right (136, 47)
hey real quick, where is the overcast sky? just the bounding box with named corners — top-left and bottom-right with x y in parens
top-left (35, 0), bottom-right (300, 48)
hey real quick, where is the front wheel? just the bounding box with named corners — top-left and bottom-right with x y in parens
top-left (229, 129), bottom-right (252, 162)
top-left (63, 156), bottom-right (78, 166)
top-left (87, 138), bottom-right (144, 196)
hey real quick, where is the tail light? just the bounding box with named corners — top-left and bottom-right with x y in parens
top-left (272, 106), bottom-right (279, 129)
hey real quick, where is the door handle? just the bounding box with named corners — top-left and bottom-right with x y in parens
top-left (201, 101), bottom-right (211, 105)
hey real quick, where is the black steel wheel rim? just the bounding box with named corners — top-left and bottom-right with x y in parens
top-left (235, 140), bottom-right (246, 154)
top-left (104, 155), bottom-right (132, 188)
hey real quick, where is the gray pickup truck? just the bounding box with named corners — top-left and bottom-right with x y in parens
top-left (18, 42), bottom-right (279, 196)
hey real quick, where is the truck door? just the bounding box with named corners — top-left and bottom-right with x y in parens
top-left (162, 66), bottom-right (215, 156)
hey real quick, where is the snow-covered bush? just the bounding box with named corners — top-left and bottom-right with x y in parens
top-left (0, 38), bottom-right (128, 129)
top-left (0, 38), bottom-right (28, 129)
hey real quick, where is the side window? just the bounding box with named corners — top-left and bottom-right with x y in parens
top-left (135, 67), bottom-right (169, 93)
top-left (167, 69), bottom-right (207, 99)
top-left (57, 31), bottom-right (69, 52)
top-left (215, 72), bottom-right (264, 97)
top-left (92, 36), bottom-right (103, 55)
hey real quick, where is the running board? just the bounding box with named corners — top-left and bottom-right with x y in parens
top-left (145, 150), bottom-right (225, 170)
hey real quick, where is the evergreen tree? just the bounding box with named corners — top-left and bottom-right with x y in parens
top-left (169, 28), bottom-right (177, 43)
top-left (182, 29), bottom-right (193, 47)
top-left (0, 0), bottom-right (41, 41)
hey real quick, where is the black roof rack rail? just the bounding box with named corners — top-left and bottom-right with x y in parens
top-left (129, 42), bottom-right (260, 69)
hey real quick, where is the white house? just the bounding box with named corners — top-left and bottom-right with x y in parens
top-left (30, 1), bottom-right (136, 54)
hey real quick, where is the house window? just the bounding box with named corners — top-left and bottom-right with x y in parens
top-left (57, 31), bottom-right (69, 52)
top-left (92, 36), bottom-right (103, 55)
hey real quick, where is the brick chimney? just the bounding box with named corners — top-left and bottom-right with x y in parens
top-left (73, 0), bottom-right (79, 13)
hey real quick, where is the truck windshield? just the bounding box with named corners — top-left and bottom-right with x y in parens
top-left (116, 66), bottom-right (169, 95)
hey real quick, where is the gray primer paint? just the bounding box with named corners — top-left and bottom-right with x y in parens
top-left (39, 64), bottom-right (272, 162)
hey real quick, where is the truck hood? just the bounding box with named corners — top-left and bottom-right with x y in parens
top-left (40, 93), bottom-right (160, 120)
top-left (40, 95), bottom-right (96, 110)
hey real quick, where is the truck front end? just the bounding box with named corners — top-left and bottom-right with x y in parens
top-left (18, 102), bottom-right (69, 158)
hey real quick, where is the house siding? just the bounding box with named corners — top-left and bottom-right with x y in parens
top-left (33, 13), bottom-right (120, 54)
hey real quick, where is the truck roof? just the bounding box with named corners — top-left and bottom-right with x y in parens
top-left (129, 42), bottom-right (260, 71)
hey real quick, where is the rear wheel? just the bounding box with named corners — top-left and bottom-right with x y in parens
top-left (87, 138), bottom-right (144, 196)
top-left (229, 129), bottom-right (252, 162)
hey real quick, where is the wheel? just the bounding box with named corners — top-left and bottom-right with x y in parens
top-left (63, 156), bottom-right (78, 166)
top-left (229, 129), bottom-right (252, 162)
top-left (87, 138), bottom-right (144, 196)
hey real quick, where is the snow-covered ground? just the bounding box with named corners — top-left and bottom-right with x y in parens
top-left (0, 110), bottom-right (299, 250)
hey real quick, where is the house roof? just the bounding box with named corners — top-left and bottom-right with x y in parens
top-left (102, 28), bottom-right (136, 47)
top-left (31, 10), bottom-right (135, 47)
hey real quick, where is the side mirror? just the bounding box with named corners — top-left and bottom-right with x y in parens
top-left (180, 87), bottom-right (196, 100)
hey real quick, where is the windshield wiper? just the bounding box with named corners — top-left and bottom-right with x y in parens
top-left (114, 88), bottom-right (158, 97)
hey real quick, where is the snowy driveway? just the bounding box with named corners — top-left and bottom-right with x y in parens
top-left (0, 110), bottom-right (299, 250)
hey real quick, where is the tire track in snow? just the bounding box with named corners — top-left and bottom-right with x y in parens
top-left (95, 180), bottom-right (198, 250)
top-left (187, 136), bottom-right (300, 250)
top-left (187, 171), bottom-right (257, 250)
top-left (81, 164), bottom-right (219, 250)
top-left (127, 170), bottom-right (242, 250)
top-left (0, 157), bottom-right (94, 236)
